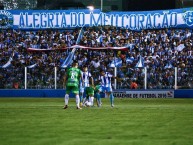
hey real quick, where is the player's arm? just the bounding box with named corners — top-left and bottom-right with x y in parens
top-left (108, 73), bottom-right (118, 80)
top-left (96, 75), bottom-right (101, 85)
top-left (90, 76), bottom-right (94, 87)
top-left (63, 74), bottom-right (67, 88)
top-left (80, 71), bottom-right (83, 85)
top-left (112, 76), bottom-right (119, 79)
top-left (113, 76), bottom-right (121, 82)
top-left (79, 70), bottom-right (83, 84)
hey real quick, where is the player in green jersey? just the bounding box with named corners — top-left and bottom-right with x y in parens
top-left (83, 85), bottom-right (95, 107)
top-left (63, 61), bottom-right (82, 109)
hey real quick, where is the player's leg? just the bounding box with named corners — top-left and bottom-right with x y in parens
top-left (73, 86), bottom-right (82, 109)
top-left (110, 93), bottom-right (114, 107)
top-left (75, 93), bottom-right (82, 109)
top-left (100, 86), bottom-right (108, 105)
top-left (63, 86), bottom-right (70, 109)
top-left (80, 93), bottom-right (83, 107)
top-left (82, 91), bottom-right (88, 106)
top-left (87, 87), bottom-right (95, 106)
top-left (91, 96), bottom-right (94, 106)
top-left (95, 86), bottom-right (102, 107)
top-left (83, 90), bottom-right (90, 107)
top-left (82, 97), bottom-right (87, 106)
top-left (89, 95), bottom-right (94, 106)
top-left (95, 91), bottom-right (101, 107)
top-left (79, 86), bottom-right (84, 107)
top-left (107, 87), bottom-right (114, 107)
top-left (98, 86), bottom-right (102, 106)
top-left (82, 87), bottom-right (89, 107)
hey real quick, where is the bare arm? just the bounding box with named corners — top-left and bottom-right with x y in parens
top-left (90, 77), bottom-right (94, 86)
top-left (63, 75), bottom-right (67, 88)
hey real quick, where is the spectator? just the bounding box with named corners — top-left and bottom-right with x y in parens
top-left (130, 79), bottom-right (138, 89)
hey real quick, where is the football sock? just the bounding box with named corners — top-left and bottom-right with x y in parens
top-left (96, 93), bottom-right (101, 106)
top-left (82, 97), bottom-right (87, 105)
top-left (76, 95), bottom-right (80, 108)
top-left (110, 93), bottom-right (114, 106)
top-left (80, 93), bottom-right (83, 103)
top-left (90, 96), bottom-right (94, 106)
top-left (65, 94), bottom-right (69, 105)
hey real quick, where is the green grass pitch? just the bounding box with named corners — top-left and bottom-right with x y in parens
top-left (0, 98), bottom-right (193, 145)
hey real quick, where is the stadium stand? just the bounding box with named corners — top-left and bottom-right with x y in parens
top-left (0, 27), bottom-right (192, 89)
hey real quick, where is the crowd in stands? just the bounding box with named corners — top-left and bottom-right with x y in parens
top-left (0, 26), bottom-right (192, 89)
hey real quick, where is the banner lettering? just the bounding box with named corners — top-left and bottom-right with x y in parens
top-left (0, 8), bottom-right (193, 30)
top-left (113, 90), bottom-right (174, 98)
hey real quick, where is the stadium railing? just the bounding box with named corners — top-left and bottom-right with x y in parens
top-left (0, 66), bottom-right (192, 90)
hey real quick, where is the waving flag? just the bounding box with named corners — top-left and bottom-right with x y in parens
top-left (27, 63), bottom-right (37, 69)
top-left (76, 27), bottom-right (84, 45)
top-left (176, 44), bottom-right (185, 51)
top-left (2, 57), bottom-right (12, 68)
top-left (61, 48), bottom-right (76, 68)
top-left (126, 57), bottom-right (134, 63)
top-left (61, 27), bottom-right (84, 68)
top-left (109, 58), bottom-right (122, 67)
top-left (164, 62), bottom-right (173, 69)
top-left (135, 55), bottom-right (144, 68)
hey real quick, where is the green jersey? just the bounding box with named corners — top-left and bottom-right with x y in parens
top-left (95, 85), bottom-right (101, 92)
top-left (86, 86), bottom-right (95, 96)
top-left (66, 67), bottom-right (81, 87)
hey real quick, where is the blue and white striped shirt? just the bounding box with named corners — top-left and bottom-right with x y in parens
top-left (81, 71), bottom-right (92, 87)
top-left (99, 72), bottom-right (113, 87)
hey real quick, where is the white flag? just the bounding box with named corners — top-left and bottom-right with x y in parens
top-left (2, 57), bottom-right (12, 68)
top-left (176, 44), bottom-right (185, 51)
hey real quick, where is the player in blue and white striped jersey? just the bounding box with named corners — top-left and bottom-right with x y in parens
top-left (80, 65), bottom-right (93, 106)
top-left (98, 70), bottom-right (116, 107)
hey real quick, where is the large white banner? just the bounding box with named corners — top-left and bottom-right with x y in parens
top-left (0, 7), bottom-right (193, 30)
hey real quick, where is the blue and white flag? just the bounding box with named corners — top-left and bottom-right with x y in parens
top-left (109, 58), bottom-right (122, 67)
top-left (2, 57), bottom-right (12, 68)
top-left (176, 44), bottom-right (185, 51)
top-left (96, 35), bottom-right (103, 43)
top-left (61, 51), bottom-right (74, 68)
top-left (61, 27), bottom-right (84, 68)
top-left (76, 27), bottom-right (84, 45)
top-left (126, 57), bottom-right (134, 63)
top-left (135, 55), bottom-right (144, 68)
top-left (27, 63), bottom-right (37, 69)
top-left (164, 62), bottom-right (173, 69)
